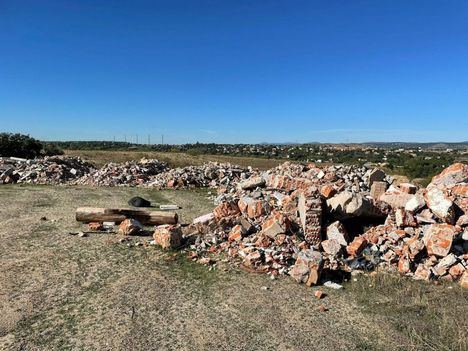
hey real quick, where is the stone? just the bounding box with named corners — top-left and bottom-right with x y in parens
top-left (262, 212), bottom-right (289, 239)
top-left (413, 264), bottom-right (432, 281)
top-left (425, 187), bottom-right (455, 224)
top-left (240, 197), bottom-right (271, 219)
top-left (370, 181), bottom-right (388, 200)
top-left (448, 263), bottom-right (465, 279)
top-left (456, 214), bottom-right (468, 227)
top-left (153, 224), bottom-right (182, 249)
top-left (321, 239), bottom-right (342, 256)
top-left (238, 176), bottom-right (265, 190)
top-left (399, 183), bottom-right (417, 194)
top-left (398, 256), bottom-right (411, 274)
top-left (290, 249), bottom-right (323, 286)
top-left (326, 221), bottom-right (349, 246)
top-left (118, 218), bottom-right (143, 236)
top-left (433, 253), bottom-right (458, 276)
top-left (405, 195), bottom-right (426, 213)
top-left (228, 224), bottom-right (245, 242)
top-left (395, 209), bottom-right (417, 228)
top-left (429, 163), bottom-right (468, 189)
top-left (346, 236), bottom-right (368, 256)
top-left (367, 168), bottom-right (386, 187)
top-left (379, 191), bottom-right (413, 209)
top-left (327, 191), bottom-right (380, 219)
top-left (459, 270), bottom-right (468, 288)
top-left (423, 224), bottom-right (456, 257)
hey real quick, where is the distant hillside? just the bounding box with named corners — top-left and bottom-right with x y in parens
top-left (362, 141), bottom-right (468, 149)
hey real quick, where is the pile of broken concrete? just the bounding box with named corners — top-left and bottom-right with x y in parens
top-left (0, 156), bottom-right (94, 185)
top-left (147, 162), bottom-right (253, 189)
top-left (164, 162), bottom-right (468, 287)
top-left (74, 158), bottom-right (169, 186)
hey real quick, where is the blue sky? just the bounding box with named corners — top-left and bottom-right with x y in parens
top-left (0, 0), bottom-right (467, 143)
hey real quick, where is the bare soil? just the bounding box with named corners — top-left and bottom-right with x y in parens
top-left (0, 185), bottom-right (466, 350)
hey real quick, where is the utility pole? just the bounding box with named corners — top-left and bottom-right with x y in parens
top-left (124, 134), bottom-right (127, 143)
top-left (161, 134), bottom-right (164, 145)
top-left (136, 134), bottom-right (138, 144)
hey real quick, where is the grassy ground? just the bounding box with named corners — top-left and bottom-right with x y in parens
top-left (0, 185), bottom-right (466, 350)
top-left (65, 149), bottom-right (289, 170)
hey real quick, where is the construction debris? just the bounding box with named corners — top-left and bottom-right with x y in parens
top-left (0, 156), bottom-right (94, 184)
top-left (4, 153), bottom-right (466, 288)
top-left (181, 162), bottom-right (467, 288)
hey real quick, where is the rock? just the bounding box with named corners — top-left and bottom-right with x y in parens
top-left (228, 224), bottom-right (245, 242)
top-left (321, 239), bottom-right (342, 256)
top-left (456, 214), bottom-right (468, 227)
top-left (413, 264), bottom-right (432, 281)
top-left (429, 163), bottom-right (468, 189)
top-left (425, 187), bottom-right (455, 224)
top-left (367, 168), bottom-right (386, 187)
top-left (395, 209), bottom-right (417, 228)
top-left (398, 256), bottom-right (411, 274)
top-left (118, 218), bottom-right (143, 236)
top-left (449, 263), bottom-right (465, 279)
top-left (290, 249), bottom-right (323, 286)
top-left (379, 191), bottom-right (413, 209)
top-left (423, 224), bottom-right (456, 257)
top-left (399, 183), bottom-right (417, 194)
top-left (327, 191), bottom-right (380, 219)
top-left (459, 270), bottom-right (468, 288)
top-left (238, 176), bottom-right (265, 190)
top-left (326, 221), bottom-right (349, 246)
top-left (153, 224), bottom-right (182, 249)
top-left (261, 212), bottom-right (289, 239)
top-left (405, 195), bottom-right (426, 212)
top-left (347, 236), bottom-right (368, 257)
top-left (238, 197), bottom-right (270, 219)
top-left (370, 181), bottom-right (388, 200)
top-left (434, 253), bottom-right (458, 276)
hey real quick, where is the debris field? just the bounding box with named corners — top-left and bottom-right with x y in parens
top-left (2, 155), bottom-right (467, 287)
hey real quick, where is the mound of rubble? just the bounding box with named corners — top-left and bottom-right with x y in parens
top-left (74, 158), bottom-right (169, 186)
top-left (147, 162), bottom-right (252, 189)
top-left (0, 156), bottom-right (94, 185)
top-left (171, 162), bottom-right (468, 287)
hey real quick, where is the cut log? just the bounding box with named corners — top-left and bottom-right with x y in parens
top-left (76, 207), bottom-right (178, 225)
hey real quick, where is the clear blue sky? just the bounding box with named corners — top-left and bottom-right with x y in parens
top-left (1, 0), bottom-right (467, 144)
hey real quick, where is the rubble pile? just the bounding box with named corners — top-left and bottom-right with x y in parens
top-left (147, 162), bottom-right (252, 189)
top-left (0, 156), bottom-right (94, 185)
top-left (179, 162), bottom-right (467, 287)
top-left (74, 158), bottom-right (169, 186)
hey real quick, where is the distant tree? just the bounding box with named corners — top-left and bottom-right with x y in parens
top-left (0, 133), bottom-right (43, 158)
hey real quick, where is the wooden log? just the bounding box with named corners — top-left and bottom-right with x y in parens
top-left (76, 207), bottom-right (178, 225)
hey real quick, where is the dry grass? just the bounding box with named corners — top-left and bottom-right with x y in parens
top-left (65, 149), bottom-right (288, 170)
top-left (347, 272), bottom-right (468, 351)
